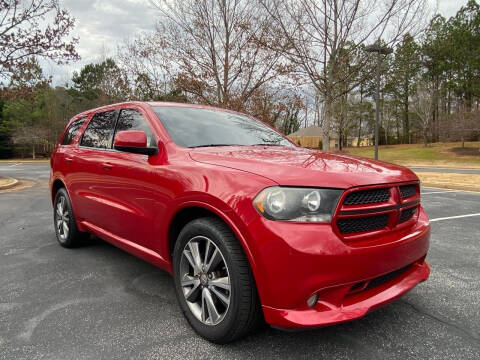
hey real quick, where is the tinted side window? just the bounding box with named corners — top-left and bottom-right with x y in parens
top-left (115, 109), bottom-right (155, 147)
top-left (80, 110), bottom-right (118, 149)
top-left (61, 117), bottom-right (87, 145)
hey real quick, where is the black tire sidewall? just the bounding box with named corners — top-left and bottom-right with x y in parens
top-left (173, 219), bottom-right (244, 342)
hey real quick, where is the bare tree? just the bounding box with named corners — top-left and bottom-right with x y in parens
top-left (413, 81), bottom-right (433, 147)
top-left (260, 0), bottom-right (430, 150)
top-left (148, 0), bottom-right (289, 111)
top-left (117, 33), bottom-right (171, 100)
top-left (12, 124), bottom-right (48, 159)
top-left (0, 0), bottom-right (79, 80)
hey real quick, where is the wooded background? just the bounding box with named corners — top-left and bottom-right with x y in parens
top-left (1, 0), bottom-right (480, 158)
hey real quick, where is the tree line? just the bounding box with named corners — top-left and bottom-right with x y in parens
top-left (1, 0), bottom-right (479, 158)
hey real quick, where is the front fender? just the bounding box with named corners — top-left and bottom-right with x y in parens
top-left (158, 194), bottom-right (269, 306)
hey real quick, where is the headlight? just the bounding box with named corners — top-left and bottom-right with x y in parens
top-left (253, 186), bottom-right (343, 222)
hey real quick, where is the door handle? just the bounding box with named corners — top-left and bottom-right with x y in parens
top-left (65, 156), bottom-right (73, 163)
top-left (102, 162), bottom-right (113, 170)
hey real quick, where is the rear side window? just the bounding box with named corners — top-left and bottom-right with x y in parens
top-left (115, 109), bottom-right (156, 147)
top-left (61, 117), bottom-right (87, 145)
top-left (80, 110), bottom-right (118, 149)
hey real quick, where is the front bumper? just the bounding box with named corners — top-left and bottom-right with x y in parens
top-left (245, 206), bottom-right (430, 328)
top-left (263, 259), bottom-right (429, 329)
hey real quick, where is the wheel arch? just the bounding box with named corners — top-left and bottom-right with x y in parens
top-left (51, 178), bottom-right (66, 204)
top-left (165, 202), bottom-right (262, 301)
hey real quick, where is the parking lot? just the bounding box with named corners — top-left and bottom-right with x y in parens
top-left (1, 163), bottom-right (479, 359)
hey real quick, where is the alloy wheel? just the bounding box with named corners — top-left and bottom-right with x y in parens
top-left (179, 236), bottom-right (231, 326)
top-left (55, 195), bottom-right (70, 241)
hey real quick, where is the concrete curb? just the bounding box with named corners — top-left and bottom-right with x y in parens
top-left (0, 177), bottom-right (19, 190)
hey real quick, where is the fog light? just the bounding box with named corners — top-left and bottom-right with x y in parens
top-left (307, 293), bottom-right (318, 308)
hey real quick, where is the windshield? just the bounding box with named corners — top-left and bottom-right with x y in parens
top-left (152, 106), bottom-right (294, 148)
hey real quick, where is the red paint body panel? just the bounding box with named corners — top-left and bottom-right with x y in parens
top-left (114, 130), bottom-right (148, 148)
top-left (50, 101), bottom-right (430, 329)
top-left (189, 146), bottom-right (419, 188)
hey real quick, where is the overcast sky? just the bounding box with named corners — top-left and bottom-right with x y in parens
top-left (45, 0), bottom-right (157, 84)
top-left (45, 0), bottom-right (466, 85)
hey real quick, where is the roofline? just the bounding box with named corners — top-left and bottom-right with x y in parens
top-left (72, 101), bottom-right (147, 118)
top-left (72, 101), bottom-right (251, 119)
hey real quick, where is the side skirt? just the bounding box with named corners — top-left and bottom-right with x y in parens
top-left (80, 220), bottom-right (172, 274)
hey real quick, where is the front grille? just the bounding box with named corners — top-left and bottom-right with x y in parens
top-left (337, 214), bottom-right (389, 234)
top-left (336, 183), bottom-right (420, 240)
top-left (399, 206), bottom-right (417, 223)
top-left (343, 188), bottom-right (390, 205)
top-left (400, 185), bottom-right (417, 198)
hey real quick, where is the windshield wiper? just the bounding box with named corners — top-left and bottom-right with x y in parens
top-left (250, 143), bottom-right (283, 146)
top-left (188, 143), bottom-right (284, 148)
top-left (188, 144), bottom-right (243, 148)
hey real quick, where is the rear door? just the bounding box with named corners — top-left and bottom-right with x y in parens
top-left (54, 116), bottom-right (89, 211)
top-left (68, 109), bottom-right (119, 230)
top-left (55, 116), bottom-right (88, 171)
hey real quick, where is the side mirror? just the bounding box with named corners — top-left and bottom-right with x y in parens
top-left (113, 130), bottom-right (158, 156)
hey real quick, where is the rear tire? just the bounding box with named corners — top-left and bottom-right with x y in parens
top-left (173, 217), bottom-right (262, 343)
top-left (53, 188), bottom-right (88, 248)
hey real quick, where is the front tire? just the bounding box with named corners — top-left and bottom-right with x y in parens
top-left (53, 188), bottom-right (88, 248)
top-left (173, 217), bottom-right (261, 343)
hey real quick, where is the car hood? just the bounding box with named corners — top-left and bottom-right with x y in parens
top-left (189, 146), bottom-right (418, 188)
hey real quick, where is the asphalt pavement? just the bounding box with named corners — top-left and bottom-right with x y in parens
top-left (0, 162), bottom-right (51, 180)
top-left (0, 163), bottom-right (479, 359)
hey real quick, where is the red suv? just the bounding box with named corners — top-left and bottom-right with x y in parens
top-left (50, 102), bottom-right (430, 343)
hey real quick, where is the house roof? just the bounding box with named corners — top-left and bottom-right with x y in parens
top-left (288, 126), bottom-right (324, 137)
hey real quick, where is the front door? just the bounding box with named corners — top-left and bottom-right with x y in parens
top-left (92, 107), bottom-right (161, 249)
